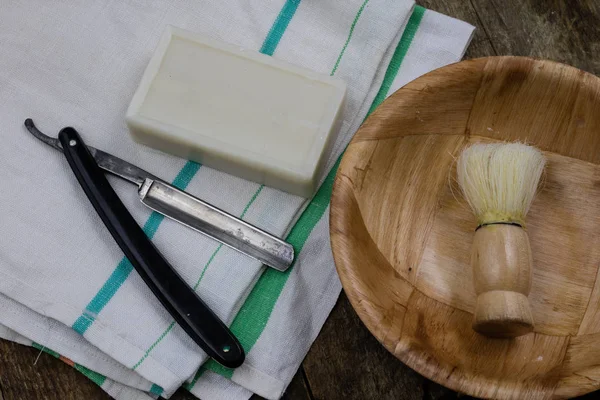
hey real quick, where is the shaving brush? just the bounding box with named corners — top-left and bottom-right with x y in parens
top-left (457, 143), bottom-right (546, 338)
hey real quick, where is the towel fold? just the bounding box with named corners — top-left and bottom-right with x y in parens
top-left (0, 1), bottom-right (474, 399)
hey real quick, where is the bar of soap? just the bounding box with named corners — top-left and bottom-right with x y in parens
top-left (126, 26), bottom-right (346, 198)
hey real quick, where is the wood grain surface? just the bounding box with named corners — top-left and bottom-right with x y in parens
top-left (2, 1), bottom-right (600, 399)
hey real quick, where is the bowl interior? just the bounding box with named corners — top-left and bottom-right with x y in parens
top-left (330, 57), bottom-right (600, 399)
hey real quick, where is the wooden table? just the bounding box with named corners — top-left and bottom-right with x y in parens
top-left (2, 1), bottom-right (600, 399)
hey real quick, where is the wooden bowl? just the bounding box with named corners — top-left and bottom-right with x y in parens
top-left (330, 56), bottom-right (600, 399)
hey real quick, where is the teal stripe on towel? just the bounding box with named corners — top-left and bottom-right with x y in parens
top-left (260, 0), bottom-right (301, 55)
top-left (149, 383), bottom-right (164, 396)
top-left (72, 161), bottom-right (201, 334)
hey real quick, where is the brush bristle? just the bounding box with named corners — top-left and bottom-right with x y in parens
top-left (457, 142), bottom-right (546, 227)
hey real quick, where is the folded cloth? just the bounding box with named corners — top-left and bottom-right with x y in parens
top-left (0, 1), bottom-right (474, 399)
top-left (0, 323), bottom-right (155, 400)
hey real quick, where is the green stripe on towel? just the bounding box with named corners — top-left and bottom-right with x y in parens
top-left (330, 0), bottom-right (369, 76)
top-left (202, 2), bottom-right (426, 382)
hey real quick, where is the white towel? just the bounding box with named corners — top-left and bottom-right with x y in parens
top-left (0, 1), bottom-right (474, 399)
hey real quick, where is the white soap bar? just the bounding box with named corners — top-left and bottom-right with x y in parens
top-left (126, 26), bottom-right (346, 198)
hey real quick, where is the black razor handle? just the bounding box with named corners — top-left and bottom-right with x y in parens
top-left (58, 127), bottom-right (244, 368)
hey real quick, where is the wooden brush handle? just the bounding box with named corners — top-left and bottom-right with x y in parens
top-left (471, 224), bottom-right (534, 338)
